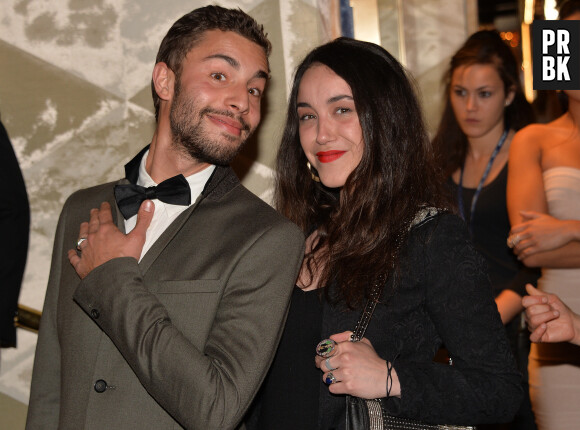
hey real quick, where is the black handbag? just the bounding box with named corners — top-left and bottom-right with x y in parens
top-left (346, 395), bottom-right (476, 430)
top-left (345, 209), bottom-right (476, 430)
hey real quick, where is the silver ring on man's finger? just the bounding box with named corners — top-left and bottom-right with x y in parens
top-left (76, 237), bottom-right (87, 251)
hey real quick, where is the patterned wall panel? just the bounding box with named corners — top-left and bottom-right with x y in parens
top-left (399, 0), bottom-right (472, 132)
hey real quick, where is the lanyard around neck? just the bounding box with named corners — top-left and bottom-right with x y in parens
top-left (457, 128), bottom-right (509, 236)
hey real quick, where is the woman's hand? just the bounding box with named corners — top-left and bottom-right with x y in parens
top-left (315, 331), bottom-right (401, 399)
top-left (508, 211), bottom-right (580, 259)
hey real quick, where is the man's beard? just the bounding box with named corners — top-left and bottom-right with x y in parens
top-left (169, 81), bottom-right (254, 166)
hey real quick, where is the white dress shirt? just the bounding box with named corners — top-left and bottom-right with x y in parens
top-left (124, 150), bottom-right (215, 261)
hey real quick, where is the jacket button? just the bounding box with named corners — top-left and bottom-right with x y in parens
top-left (94, 379), bottom-right (107, 393)
top-left (90, 309), bottom-right (100, 319)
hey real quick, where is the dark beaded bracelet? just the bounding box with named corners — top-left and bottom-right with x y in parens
top-left (386, 361), bottom-right (393, 398)
top-left (386, 354), bottom-right (399, 399)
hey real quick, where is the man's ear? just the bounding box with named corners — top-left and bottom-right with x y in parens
top-left (152, 62), bottom-right (174, 101)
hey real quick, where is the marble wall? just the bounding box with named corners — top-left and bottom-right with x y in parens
top-left (399, 0), bottom-right (477, 130)
top-left (0, 0), bottom-right (473, 406)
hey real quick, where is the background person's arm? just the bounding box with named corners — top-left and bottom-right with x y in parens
top-left (507, 126), bottom-right (580, 267)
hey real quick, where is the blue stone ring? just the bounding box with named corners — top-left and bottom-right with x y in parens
top-left (316, 339), bottom-right (338, 358)
top-left (325, 372), bottom-right (337, 385)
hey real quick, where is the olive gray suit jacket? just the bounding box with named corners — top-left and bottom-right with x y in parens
top-left (26, 161), bottom-right (304, 430)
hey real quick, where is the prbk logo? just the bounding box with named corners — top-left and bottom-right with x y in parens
top-left (533, 20), bottom-right (580, 90)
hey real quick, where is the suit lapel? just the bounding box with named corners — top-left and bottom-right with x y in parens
top-left (136, 165), bottom-right (240, 275)
top-left (137, 198), bottom-right (199, 275)
top-left (112, 178), bottom-right (130, 234)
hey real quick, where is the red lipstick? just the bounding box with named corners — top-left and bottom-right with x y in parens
top-left (316, 150), bottom-right (346, 163)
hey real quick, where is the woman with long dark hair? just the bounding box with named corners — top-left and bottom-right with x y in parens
top-left (432, 30), bottom-right (538, 429)
top-left (248, 37), bottom-right (522, 430)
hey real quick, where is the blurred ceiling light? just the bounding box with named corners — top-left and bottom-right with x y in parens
top-left (545, 0), bottom-right (559, 20)
top-left (524, 0), bottom-right (535, 24)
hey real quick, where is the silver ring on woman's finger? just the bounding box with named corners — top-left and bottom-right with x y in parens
top-left (325, 372), bottom-right (337, 385)
top-left (316, 339), bottom-right (337, 358)
top-left (325, 357), bottom-right (338, 371)
top-left (507, 234), bottom-right (520, 249)
top-left (76, 237), bottom-right (87, 251)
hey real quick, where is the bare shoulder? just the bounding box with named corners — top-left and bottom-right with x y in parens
top-left (513, 123), bottom-right (550, 147)
top-left (510, 124), bottom-right (545, 160)
top-left (513, 116), bottom-right (570, 150)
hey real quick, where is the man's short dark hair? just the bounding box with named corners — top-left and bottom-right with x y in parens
top-left (151, 5), bottom-right (272, 121)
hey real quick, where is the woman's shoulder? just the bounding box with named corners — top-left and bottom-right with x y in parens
top-left (407, 209), bottom-right (469, 250)
top-left (406, 210), bottom-right (489, 280)
top-left (410, 209), bottom-right (463, 232)
top-left (513, 115), bottom-right (572, 149)
top-left (512, 123), bottom-right (547, 145)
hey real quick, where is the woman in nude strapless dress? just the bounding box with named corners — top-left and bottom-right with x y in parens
top-left (507, 8), bottom-right (580, 425)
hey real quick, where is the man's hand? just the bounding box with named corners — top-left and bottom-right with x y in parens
top-left (68, 201), bottom-right (154, 279)
top-left (523, 284), bottom-right (579, 345)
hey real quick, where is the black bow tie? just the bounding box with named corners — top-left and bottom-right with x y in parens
top-left (114, 174), bottom-right (191, 219)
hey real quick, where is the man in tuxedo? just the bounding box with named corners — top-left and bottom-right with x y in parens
top-left (26, 6), bottom-right (304, 430)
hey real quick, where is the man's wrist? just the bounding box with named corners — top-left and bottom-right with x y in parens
top-left (573, 312), bottom-right (580, 346)
top-left (571, 220), bottom-right (580, 242)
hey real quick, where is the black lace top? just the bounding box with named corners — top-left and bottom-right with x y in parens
top-left (247, 213), bottom-right (522, 429)
top-left (318, 213), bottom-right (522, 429)
top-left (447, 165), bottom-right (539, 374)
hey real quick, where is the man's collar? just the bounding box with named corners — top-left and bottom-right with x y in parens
top-left (124, 145), bottom-right (149, 184)
top-left (200, 164), bottom-right (239, 200)
top-left (123, 145), bottom-right (240, 201)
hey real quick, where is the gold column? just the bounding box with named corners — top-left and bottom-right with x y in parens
top-left (350, 0), bottom-right (381, 45)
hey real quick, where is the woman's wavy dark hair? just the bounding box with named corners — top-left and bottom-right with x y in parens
top-left (275, 37), bottom-right (447, 308)
top-left (432, 30), bottom-right (535, 178)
